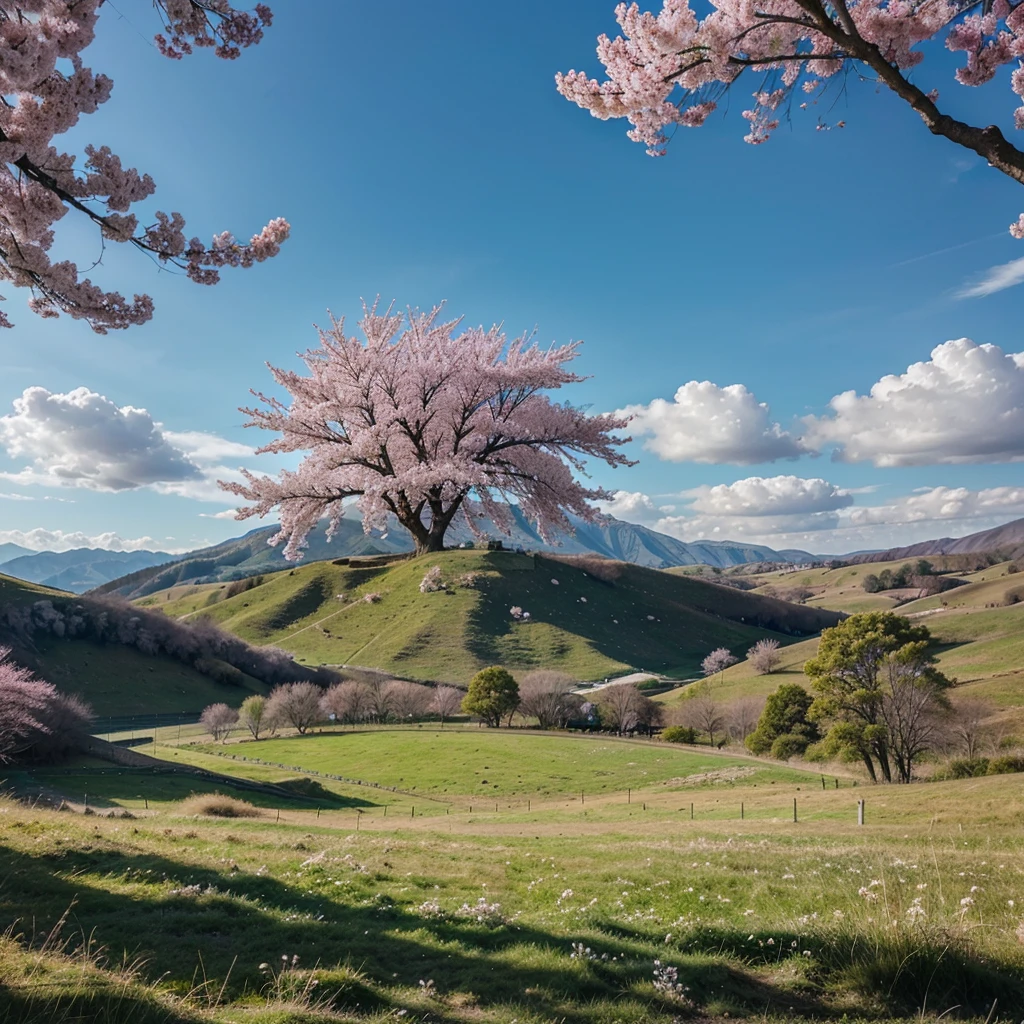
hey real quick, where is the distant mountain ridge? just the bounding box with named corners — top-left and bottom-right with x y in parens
top-left (93, 511), bottom-right (817, 600)
top-left (0, 547), bottom-right (173, 593)
top-left (845, 517), bottom-right (1024, 564)
top-left (0, 542), bottom-right (33, 565)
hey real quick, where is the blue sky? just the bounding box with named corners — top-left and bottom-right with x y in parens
top-left (0, 0), bottom-right (1022, 556)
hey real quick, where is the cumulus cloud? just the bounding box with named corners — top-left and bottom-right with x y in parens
top-left (0, 387), bottom-right (255, 501)
top-left (618, 381), bottom-right (810, 464)
top-left (684, 476), bottom-right (852, 517)
top-left (0, 528), bottom-right (189, 553)
top-left (957, 256), bottom-right (1024, 298)
top-left (650, 475), bottom-right (850, 544)
top-left (645, 480), bottom-right (1024, 552)
top-left (0, 387), bottom-right (201, 491)
top-left (596, 490), bottom-right (675, 523)
top-left (805, 339), bottom-right (1024, 466)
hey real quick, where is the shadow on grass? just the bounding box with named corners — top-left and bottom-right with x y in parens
top-left (1, 835), bottom-right (1019, 1022)
top-left (13, 767), bottom-right (374, 811)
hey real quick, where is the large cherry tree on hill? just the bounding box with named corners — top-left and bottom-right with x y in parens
top-left (0, 1), bottom-right (287, 332)
top-left (222, 303), bottom-right (633, 557)
top-left (558, 0), bottom-right (1024, 236)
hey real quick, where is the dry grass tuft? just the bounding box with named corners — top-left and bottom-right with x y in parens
top-left (178, 793), bottom-right (261, 818)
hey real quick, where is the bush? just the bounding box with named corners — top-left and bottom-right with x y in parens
top-left (943, 757), bottom-right (991, 779)
top-left (661, 725), bottom-right (697, 744)
top-left (178, 793), bottom-right (261, 817)
top-left (987, 755), bottom-right (1024, 775)
top-left (770, 733), bottom-right (810, 760)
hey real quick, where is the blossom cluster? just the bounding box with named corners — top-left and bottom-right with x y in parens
top-left (557, 0), bottom-right (1024, 234)
top-left (0, 1), bottom-right (285, 330)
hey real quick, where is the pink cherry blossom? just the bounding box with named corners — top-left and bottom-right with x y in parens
top-left (221, 302), bottom-right (634, 557)
top-left (0, 1), bottom-right (285, 331)
top-left (558, 0), bottom-right (1024, 231)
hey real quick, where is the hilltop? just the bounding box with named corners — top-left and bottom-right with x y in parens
top-left (845, 515), bottom-right (1024, 563)
top-left (138, 549), bottom-right (841, 683)
top-left (94, 512), bottom-right (816, 601)
top-left (0, 546), bottom-right (173, 593)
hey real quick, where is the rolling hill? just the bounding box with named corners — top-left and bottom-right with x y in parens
top-left (94, 512), bottom-right (817, 601)
top-left (0, 542), bottom-right (32, 565)
top-left (846, 516), bottom-right (1024, 563)
top-left (137, 549), bottom-right (842, 683)
top-left (0, 572), bottom-right (320, 720)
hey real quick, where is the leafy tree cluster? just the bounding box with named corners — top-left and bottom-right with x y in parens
top-left (462, 667), bottom-right (521, 728)
top-left (746, 684), bottom-right (820, 759)
top-left (804, 612), bottom-right (951, 783)
top-left (861, 560), bottom-right (934, 593)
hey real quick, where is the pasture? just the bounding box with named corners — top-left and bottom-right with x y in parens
top-left (4, 728), bottom-right (1024, 1023)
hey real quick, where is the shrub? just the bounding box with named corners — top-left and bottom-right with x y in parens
top-left (770, 733), bottom-right (810, 760)
top-left (178, 794), bottom-right (261, 817)
top-left (945, 757), bottom-right (991, 779)
top-left (419, 566), bottom-right (445, 593)
top-left (661, 725), bottom-right (697, 744)
top-left (987, 755), bottom-right (1024, 775)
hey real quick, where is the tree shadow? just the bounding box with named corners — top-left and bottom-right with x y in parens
top-left (0, 834), bottom-right (862, 1023)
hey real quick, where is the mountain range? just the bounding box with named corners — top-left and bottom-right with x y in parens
top-left (0, 547), bottom-right (173, 593)
top-left (9, 512), bottom-right (1024, 598)
top-left (845, 517), bottom-right (1024, 564)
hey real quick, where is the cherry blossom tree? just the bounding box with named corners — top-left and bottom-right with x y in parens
top-left (200, 701), bottom-right (238, 742)
top-left (224, 303), bottom-right (633, 556)
top-left (0, 1), bottom-right (287, 332)
top-left (0, 645), bottom-right (54, 761)
top-left (557, 0), bottom-right (1024, 235)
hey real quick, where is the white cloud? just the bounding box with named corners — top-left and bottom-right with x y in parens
top-left (596, 490), bottom-right (675, 523)
top-left (684, 476), bottom-right (852, 517)
top-left (618, 381), bottom-right (810, 464)
top-left (645, 480), bottom-right (1024, 553)
top-left (163, 430), bottom-right (254, 462)
top-left (198, 509), bottom-right (243, 520)
top-left (0, 387), bottom-right (254, 502)
top-left (804, 339), bottom-right (1024, 466)
top-left (957, 256), bottom-right (1024, 298)
top-left (0, 528), bottom-right (186, 553)
top-left (0, 387), bottom-right (201, 491)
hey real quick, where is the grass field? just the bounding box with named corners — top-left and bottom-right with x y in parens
top-left (136, 550), bottom-right (840, 683)
top-left (4, 727), bottom-right (1024, 1023)
top-left (182, 729), bottom-right (819, 799)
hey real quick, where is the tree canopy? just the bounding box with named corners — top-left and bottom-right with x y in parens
top-left (225, 303), bottom-right (633, 556)
top-left (462, 666), bottom-right (520, 728)
top-left (804, 611), bottom-right (950, 782)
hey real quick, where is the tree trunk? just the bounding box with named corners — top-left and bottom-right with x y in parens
top-left (861, 750), bottom-right (878, 783)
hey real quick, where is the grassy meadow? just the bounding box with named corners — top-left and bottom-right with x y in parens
top-left (4, 725), bottom-right (1024, 1023)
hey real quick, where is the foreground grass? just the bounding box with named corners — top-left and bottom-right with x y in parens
top-left (3, 776), bottom-right (1024, 1023)
top-left (6, 724), bottom-right (1024, 1022)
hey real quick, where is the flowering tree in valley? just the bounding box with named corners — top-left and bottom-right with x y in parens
top-left (558, 0), bottom-right (1024, 236)
top-left (0, 1), bottom-right (287, 331)
top-left (224, 303), bottom-right (633, 556)
top-left (0, 645), bottom-right (53, 760)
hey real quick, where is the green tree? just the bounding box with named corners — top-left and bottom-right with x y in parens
top-left (238, 695), bottom-right (267, 739)
top-left (461, 667), bottom-right (520, 728)
top-left (804, 612), bottom-right (950, 783)
top-left (745, 684), bottom-right (818, 757)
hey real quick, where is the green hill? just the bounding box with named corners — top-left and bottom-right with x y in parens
top-left (0, 573), bottom-right (275, 719)
top-left (140, 550), bottom-right (841, 683)
top-left (656, 565), bottom-right (1024, 736)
